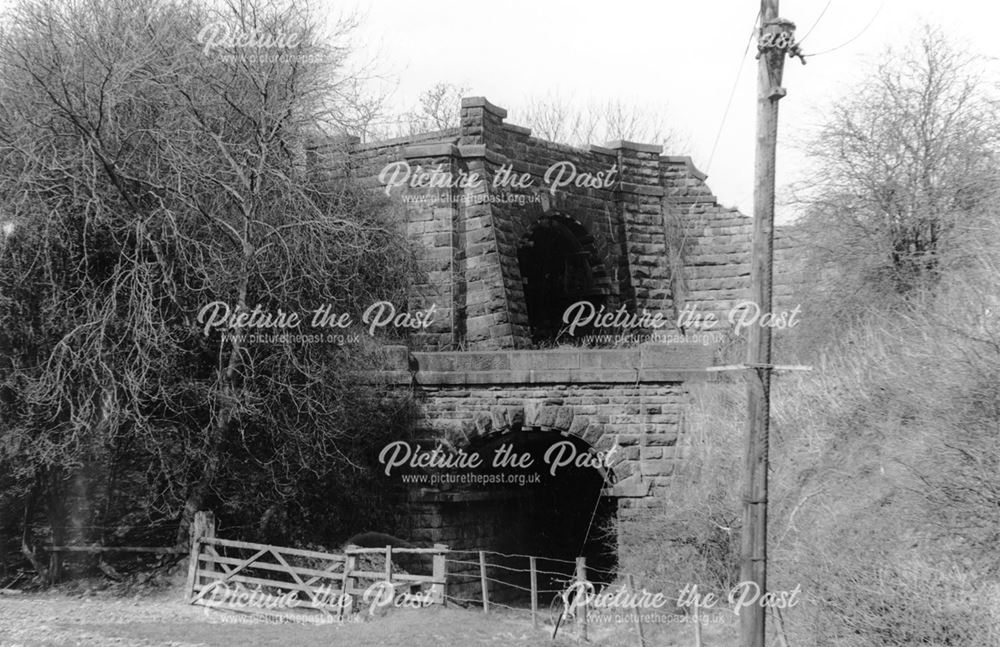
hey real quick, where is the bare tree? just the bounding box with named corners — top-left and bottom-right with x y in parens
top-left (0, 0), bottom-right (416, 564)
top-left (516, 92), bottom-right (684, 151)
top-left (796, 25), bottom-right (999, 300)
top-left (409, 82), bottom-right (468, 132)
top-left (518, 91), bottom-right (581, 143)
top-left (370, 83), bottom-right (685, 150)
top-left (359, 82), bottom-right (469, 142)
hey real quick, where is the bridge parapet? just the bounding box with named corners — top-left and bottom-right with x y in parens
top-left (380, 344), bottom-right (716, 386)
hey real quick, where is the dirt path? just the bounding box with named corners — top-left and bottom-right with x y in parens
top-left (0, 592), bottom-right (566, 647)
top-left (0, 590), bottom-right (736, 646)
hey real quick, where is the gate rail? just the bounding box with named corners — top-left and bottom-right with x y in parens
top-left (185, 511), bottom-right (447, 616)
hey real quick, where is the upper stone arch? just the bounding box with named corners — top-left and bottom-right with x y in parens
top-left (516, 214), bottom-right (612, 342)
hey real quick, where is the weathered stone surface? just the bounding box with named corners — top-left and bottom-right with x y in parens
top-left (641, 459), bottom-right (674, 477)
top-left (344, 96), bottom-right (808, 574)
top-left (489, 405), bottom-right (521, 432)
top-left (642, 446), bottom-right (664, 460)
top-left (567, 415), bottom-right (590, 438)
top-left (473, 411), bottom-right (492, 437)
top-left (530, 405), bottom-right (559, 429)
top-left (644, 431), bottom-right (679, 446)
top-left (553, 406), bottom-right (575, 431)
top-left (338, 96), bottom-right (802, 352)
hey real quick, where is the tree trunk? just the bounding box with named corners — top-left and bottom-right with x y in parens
top-left (19, 485), bottom-right (48, 582)
top-left (175, 273), bottom-right (249, 546)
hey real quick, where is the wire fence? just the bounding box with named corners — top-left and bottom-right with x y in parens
top-left (439, 547), bottom-right (673, 642)
top-left (20, 517), bottom-right (710, 645)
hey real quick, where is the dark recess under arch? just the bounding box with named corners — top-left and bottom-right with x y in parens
top-left (517, 216), bottom-right (609, 343)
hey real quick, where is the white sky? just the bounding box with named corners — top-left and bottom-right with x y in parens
top-left (344, 0), bottom-right (1000, 221)
top-left (1, 0), bottom-right (995, 221)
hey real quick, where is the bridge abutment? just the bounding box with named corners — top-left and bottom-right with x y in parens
top-left (376, 346), bottom-right (716, 601)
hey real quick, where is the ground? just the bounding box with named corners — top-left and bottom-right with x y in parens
top-left (0, 588), bottom-right (739, 646)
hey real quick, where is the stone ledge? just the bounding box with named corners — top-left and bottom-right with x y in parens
top-left (605, 140), bottom-right (663, 154)
top-left (586, 144), bottom-right (618, 156)
top-left (461, 96), bottom-right (508, 119)
top-left (670, 194), bottom-right (718, 205)
top-left (457, 144), bottom-right (507, 165)
top-left (457, 144), bottom-right (486, 158)
top-left (371, 347), bottom-right (716, 385)
top-left (416, 346), bottom-right (712, 370)
top-left (618, 182), bottom-right (666, 197)
top-left (662, 155), bottom-right (708, 181)
top-left (501, 122), bottom-right (532, 136)
top-left (373, 368), bottom-right (710, 385)
top-left (403, 143), bottom-right (461, 159)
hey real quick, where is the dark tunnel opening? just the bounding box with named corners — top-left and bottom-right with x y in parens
top-left (460, 429), bottom-right (618, 605)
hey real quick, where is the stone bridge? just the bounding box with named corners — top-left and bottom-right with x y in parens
top-left (380, 344), bottom-right (715, 505)
top-left (318, 96), bottom-right (799, 350)
top-left (325, 96), bottom-right (800, 598)
top-left (373, 344), bottom-right (717, 602)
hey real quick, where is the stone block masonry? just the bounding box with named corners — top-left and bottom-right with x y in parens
top-left (329, 97), bottom-right (806, 589)
top-left (379, 346), bottom-right (714, 511)
top-left (318, 96), bottom-right (800, 351)
top-left (373, 346), bottom-right (714, 603)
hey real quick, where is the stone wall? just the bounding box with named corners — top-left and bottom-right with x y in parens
top-left (318, 96), bottom-right (801, 350)
top-left (375, 345), bottom-right (716, 603)
top-left (332, 100), bottom-right (807, 590)
top-left (413, 381), bottom-right (684, 498)
top-left (380, 345), bottom-right (714, 509)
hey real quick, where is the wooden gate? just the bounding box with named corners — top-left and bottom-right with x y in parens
top-left (185, 512), bottom-right (447, 618)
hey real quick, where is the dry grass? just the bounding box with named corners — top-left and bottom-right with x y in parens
top-left (0, 588), bottom-right (741, 647)
top-left (618, 252), bottom-right (1000, 645)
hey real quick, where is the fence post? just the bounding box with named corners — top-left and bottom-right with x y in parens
top-left (48, 551), bottom-right (62, 586)
top-left (576, 557), bottom-right (588, 641)
top-left (694, 595), bottom-right (702, 647)
top-left (184, 511), bottom-right (215, 602)
top-left (385, 545), bottom-right (392, 584)
top-left (626, 574), bottom-right (647, 647)
top-left (529, 556), bottom-right (538, 629)
top-left (341, 545), bottom-right (357, 617)
top-left (479, 551), bottom-right (489, 613)
top-left (432, 544), bottom-right (447, 605)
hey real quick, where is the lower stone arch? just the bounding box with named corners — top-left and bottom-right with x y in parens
top-left (448, 401), bottom-right (618, 599)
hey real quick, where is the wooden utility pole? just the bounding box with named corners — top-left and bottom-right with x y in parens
top-left (741, 2), bottom-right (797, 647)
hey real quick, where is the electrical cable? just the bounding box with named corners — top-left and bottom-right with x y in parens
top-left (803, 2), bottom-right (883, 59)
top-left (797, 0), bottom-right (833, 46)
top-left (706, 8), bottom-right (762, 175)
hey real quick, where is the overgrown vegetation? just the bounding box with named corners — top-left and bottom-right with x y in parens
top-left (620, 26), bottom-right (1000, 646)
top-left (0, 0), bottom-right (418, 583)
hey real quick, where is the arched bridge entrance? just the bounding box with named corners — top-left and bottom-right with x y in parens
top-left (375, 345), bottom-right (714, 603)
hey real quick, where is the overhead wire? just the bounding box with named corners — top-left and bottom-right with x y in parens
top-left (803, 1), bottom-right (884, 59)
top-left (706, 8), bottom-right (762, 175)
top-left (797, 0), bottom-right (834, 46)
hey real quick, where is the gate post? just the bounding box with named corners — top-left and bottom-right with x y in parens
top-left (184, 511), bottom-right (215, 602)
top-left (342, 545), bottom-right (358, 615)
top-left (431, 544), bottom-right (447, 604)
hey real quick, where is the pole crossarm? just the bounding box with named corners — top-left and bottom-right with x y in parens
top-left (706, 364), bottom-right (812, 372)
